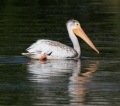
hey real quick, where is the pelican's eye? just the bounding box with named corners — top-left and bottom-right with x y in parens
top-left (76, 23), bottom-right (80, 28)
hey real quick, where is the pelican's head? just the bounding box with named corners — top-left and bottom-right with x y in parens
top-left (66, 19), bottom-right (99, 53)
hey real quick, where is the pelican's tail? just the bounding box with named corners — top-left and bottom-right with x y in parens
top-left (22, 53), bottom-right (41, 59)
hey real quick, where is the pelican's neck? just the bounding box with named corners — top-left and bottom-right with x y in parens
top-left (67, 28), bottom-right (81, 57)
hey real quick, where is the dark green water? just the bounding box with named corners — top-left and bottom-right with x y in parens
top-left (0, 0), bottom-right (120, 105)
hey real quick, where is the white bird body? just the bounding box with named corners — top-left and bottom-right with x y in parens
top-left (22, 39), bottom-right (78, 59)
top-left (22, 19), bottom-right (99, 60)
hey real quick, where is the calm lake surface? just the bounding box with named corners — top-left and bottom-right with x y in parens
top-left (0, 0), bottom-right (120, 105)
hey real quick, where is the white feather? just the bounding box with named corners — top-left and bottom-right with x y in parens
top-left (22, 39), bottom-right (78, 59)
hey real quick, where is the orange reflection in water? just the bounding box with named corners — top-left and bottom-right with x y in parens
top-left (69, 60), bottom-right (99, 104)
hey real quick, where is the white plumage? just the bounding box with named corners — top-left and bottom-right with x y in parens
top-left (22, 39), bottom-right (77, 59)
top-left (22, 19), bottom-right (99, 60)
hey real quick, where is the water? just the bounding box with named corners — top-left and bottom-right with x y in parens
top-left (0, 0), bottom-right (120, 105)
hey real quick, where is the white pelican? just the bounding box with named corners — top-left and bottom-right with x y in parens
top-left (22, 19), bottom-right (99, 60)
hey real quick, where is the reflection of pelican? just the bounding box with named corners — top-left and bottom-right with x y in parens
top-left (22, 19), bottom-right (99, 60)
top-left (25, 59), bottom-right (99, 103)
top-left (24, 60), bottom-right (112, 105)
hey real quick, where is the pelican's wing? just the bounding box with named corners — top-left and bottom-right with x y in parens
top-left (25, 39), bottom-right (78, 58)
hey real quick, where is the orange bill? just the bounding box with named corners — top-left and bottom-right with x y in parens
top-left (73, 28), bottom-right (99, 53)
